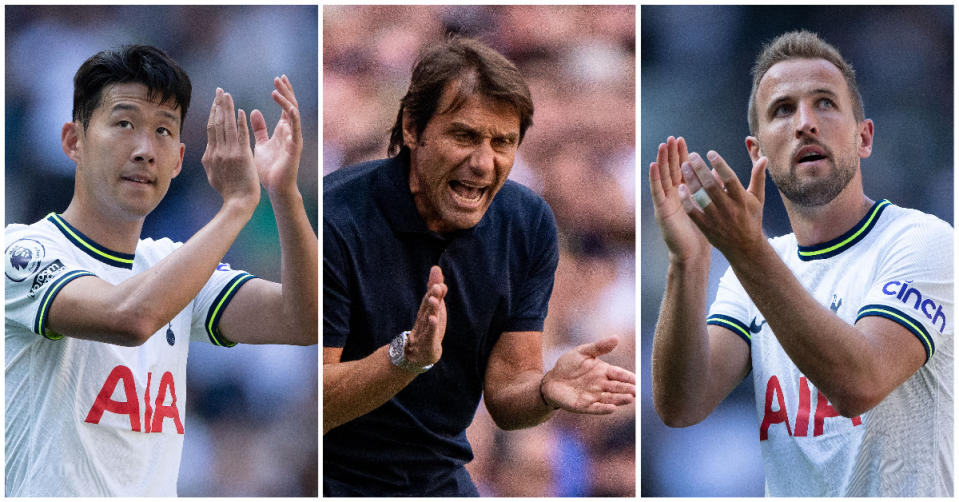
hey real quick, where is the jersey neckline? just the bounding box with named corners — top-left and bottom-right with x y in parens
top-left (796, 199), bottom-right (891, 261)
top-left (45, 213), bottom-right (135, 269)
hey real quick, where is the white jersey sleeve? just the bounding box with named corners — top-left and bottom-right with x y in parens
top-left (854, 213), bottom-right (953, 363)
top-left (136, 237), bottom-right (256, 348)
top-left (190, 262), bottom-right (255, 347)
top-left (5, 223), bottom-right (100, 340)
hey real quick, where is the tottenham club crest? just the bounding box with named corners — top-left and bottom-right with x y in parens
top-left (5, 239), bottom-right (45, 282)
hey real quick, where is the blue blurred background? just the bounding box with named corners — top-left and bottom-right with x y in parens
top-left (325, 5), bottom-right (635, 496)
top-left (641, 5), bottom-right (953, 496)
top-left (6, 5), bottom-right (318, 496)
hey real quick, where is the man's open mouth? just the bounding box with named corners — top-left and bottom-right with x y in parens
top-left (449, 180), bottom-right (486, 203)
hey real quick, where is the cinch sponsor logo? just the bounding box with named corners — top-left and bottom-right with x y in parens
top-left (882, 280), bottom-right (947, 333)
top-left (28, 259), bottom-right (65, 298)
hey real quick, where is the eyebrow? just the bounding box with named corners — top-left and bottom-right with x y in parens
top-left (111, 103), bottom-right (180, 125)
top-left (766, 88), bottom-right (840, 114)
top-left (449, 121), bottom-right (519, 142)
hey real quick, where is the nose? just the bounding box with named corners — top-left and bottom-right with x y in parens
top-left (131, 131), bottom-right (156, 164)
top-left (467, 140), bottom-right (495, 176)
top-left (795, 101), bottom-right (819, 138)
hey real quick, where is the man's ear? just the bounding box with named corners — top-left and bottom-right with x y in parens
top-left (61, 121), bottom-right (82, 164)
top-left (402, 110), bottom-right (419, 151)
top-left (745, 135), bottom-right (763, 163)
top-left (858, 119), bottom-right (874, 159)
top-left (172, 143), bottom-right (185, 179)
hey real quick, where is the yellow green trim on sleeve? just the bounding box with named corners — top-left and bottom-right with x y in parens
top-left (857, 304), bottom-right (934, 363)
top-left (33, 270), bottom-right (96, 340)
top-left (706, 314), bottom-right (752, 346)
top-left (204, 272), bottom-right (256, 347)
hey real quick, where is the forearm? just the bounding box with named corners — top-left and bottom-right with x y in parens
top-left (323, 345), bottom-right (418, 434)
top-left (651, 257), bottom-right (713, 425)
top-left (271, 187), bottom-right (318, 343)
top-left (726, 242), bottom-right (879, 415)
top-left (53, 199), bottom-right (256, 344)
top-left (484, 369), bottom-right (556, 430)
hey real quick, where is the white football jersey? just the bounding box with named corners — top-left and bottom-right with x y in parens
top-left (5, 213), bottom-right (254, 496)
top-left (708, 200), bottom-right (953, 496)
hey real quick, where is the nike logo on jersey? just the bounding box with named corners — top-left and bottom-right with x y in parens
top-left (749, 317), bottom-right (766, 334)
top-left (882, 280), bottom-right (947, 333)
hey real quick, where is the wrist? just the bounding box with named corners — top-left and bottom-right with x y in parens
top-left (539, 372), bottom-right (559, 410)
top-left (221, 193), bottom-right (260, 216)
top-left (388, 331), bottom-right (433, 374)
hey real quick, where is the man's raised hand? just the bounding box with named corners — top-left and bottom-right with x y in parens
top-left (404, 266), bottom-right (448, 367)
top-left (541, 336), bottom-right (636, 414)
top-left (250, 75), bottom-right (303, 197)
top-left (649, 136), bottom-right (710, 264)
top-left (201, 88), bottom-right (260, 209)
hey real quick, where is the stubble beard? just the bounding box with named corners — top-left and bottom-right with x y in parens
top-left (767, 140), bottom-right (859, 208)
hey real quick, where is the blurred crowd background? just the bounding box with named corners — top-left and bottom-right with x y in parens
top-left (6, 5), bottom-right (318, 496)
top-left (324, 5), bottom-right (636, 496)
top-left (641, 5), bottom-right (953, 496)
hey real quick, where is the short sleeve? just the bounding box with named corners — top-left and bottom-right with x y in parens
top-left (323, 217), bottom-right (351, 348)
top-left (855, 218), bottom-right (953, 363)
top-left (5, 227), bottom-right (94, 340)
top-left (707, 265), bottom-right (754, 346)
top-left (504, 200), bottom-right (559, 333)
top-left (190, 262), bottom-right (255, 347)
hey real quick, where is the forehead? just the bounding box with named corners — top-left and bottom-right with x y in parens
top-left (96, 82), bottom-right (180, 120)
top-left (432, 82), bottom-right (520, 134)
top-left (757, 58), bottom-right (849, 105)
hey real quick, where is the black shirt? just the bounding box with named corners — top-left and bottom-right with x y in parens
top-left (323, 154), bottom-right (558, 495)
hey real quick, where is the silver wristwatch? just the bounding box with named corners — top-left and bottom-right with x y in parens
top-left (388, 331), bottom-right (433, 374)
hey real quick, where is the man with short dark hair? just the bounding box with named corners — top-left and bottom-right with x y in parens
top-left (5, 45), bottom-right (317, 496)
top-left (323, 36), bottom-right (636, 496)
top-left (649, 30), bottom-right (952, 496)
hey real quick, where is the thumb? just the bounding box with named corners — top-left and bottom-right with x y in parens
top-left (747, 156), bottom-right (768, 204)
top-left (577, 336), bottom-right (619, 358)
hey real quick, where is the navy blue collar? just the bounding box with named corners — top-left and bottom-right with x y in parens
top-left (796, 199), bottom-right (891, 261)
top-left (46, 213), bottom-right (135, 269)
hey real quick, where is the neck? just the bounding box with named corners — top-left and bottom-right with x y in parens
top-left (783, 182), bottom-right (873, 246)
top-left (60, 200), bottom-right (144, 254)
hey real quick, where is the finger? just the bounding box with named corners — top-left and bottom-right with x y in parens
top-left (667, 136), bottom-right (681, 186)
top-left (677, 136), bottom-right (690, 165)
top-left (583, 402), bottom-right (617, 415)
top-left (655, 142), bottom-right (671, 188)
top-left (649, 162), bottom-right (668, 209)
top-left (250, 109), bottom-right (269, 145)
top-left (222, 92), bottom-right (238, 145)
top-left (276, 74), bottom-right (299, 108)
top-left (205, 89), bottom-right (220, 146)
top-left (680, 161), bottom-right (703, 194)
top-left (606, 365), bottom-right (637, 385)
top-left (237, 109), bottom-right (251, 151)
top-left (748, 156), bottom-right (769, 204)
top-left (678, 184), bottom-right (701, 214)
top-left (598, 391), bottom-right (635, 406)
top-left (686, 153), bottom-right (720, 193)
top-left (705, 150), bottom-right (745, 201)
top-left (577, 336), bottom-right (619, 358)
top-left (213, 88), bottom-right (226, 146)
top-left (272, 88), bottom-right (302, 146)
top-left (602, 380), bottom-right (637, 395)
